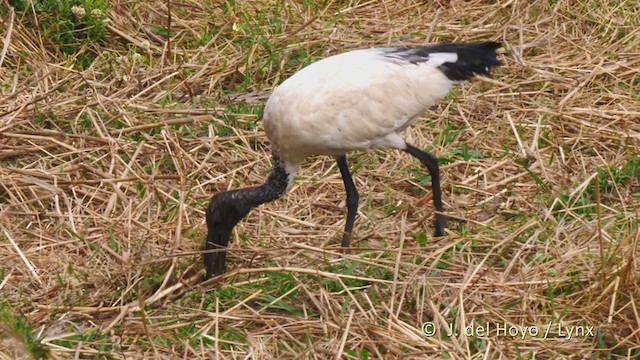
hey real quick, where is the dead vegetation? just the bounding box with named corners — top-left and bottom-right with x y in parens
top-left (1, 0), bottom-right (639, 358)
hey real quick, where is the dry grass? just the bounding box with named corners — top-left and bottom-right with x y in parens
top-left (1, 0), bottom-right (639, 358)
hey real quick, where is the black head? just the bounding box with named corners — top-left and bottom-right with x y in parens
top-left (203, 156), bottom-right (290, 279)
top-left (203, 190), bottom-right (255, 278)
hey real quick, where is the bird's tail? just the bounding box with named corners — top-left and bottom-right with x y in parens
top-left (431, 41), bottom-right (502, 81)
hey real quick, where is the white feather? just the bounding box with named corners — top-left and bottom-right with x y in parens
top-left (426, 52), bottom-right (458, 65)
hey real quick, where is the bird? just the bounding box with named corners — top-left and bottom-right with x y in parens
top-left (204, 41), bottom-right (501, 278)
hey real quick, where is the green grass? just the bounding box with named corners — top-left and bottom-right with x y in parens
top-left (50, 327), bottom-right (113, 354)
top-left (0, 300), bottom-right (48, 359)
top-left (213, 103), bottom-right (263, 137)
top-left (346, 348), bottom-right (371, 359)
top-left (381, 190), bottom-right (401, 216)
top-left (141, 268), bottom-right (167, 290)
top-left (550, 156), bottom-right (640, 220)
top-left (439, 144), bottom-right (486, 165)
top-left (10, 0), bottom-right (109, 68)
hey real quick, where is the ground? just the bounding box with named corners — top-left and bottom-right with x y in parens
top-left (0, 0), bottom-right (639, 358)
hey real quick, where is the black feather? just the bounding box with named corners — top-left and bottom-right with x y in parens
top-left (385, 41), bottom-right (501, 81)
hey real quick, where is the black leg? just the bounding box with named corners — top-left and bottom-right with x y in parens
top-left (404, 144), bottom-right (447, 237)
top-left (336, 155), bottom-right (359, 248)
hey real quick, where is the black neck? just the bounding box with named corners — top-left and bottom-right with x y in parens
top-left (243, 154), bottom-right (290, 206)
top-left (204, 154), bottom-right (290, 278)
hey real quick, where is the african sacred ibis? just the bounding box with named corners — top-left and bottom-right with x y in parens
top-left (204, 41), bottom-right (501, 278)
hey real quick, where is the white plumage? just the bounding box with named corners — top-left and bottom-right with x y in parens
top-left (204, 41), bottom-right (501, 278)
top-left (264, 48), bottom-right (457, 168)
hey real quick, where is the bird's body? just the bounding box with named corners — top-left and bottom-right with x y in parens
top-left (265, 48), bottom-right (464, 166)
top-left (205, 41), bottom-right (501, 278)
